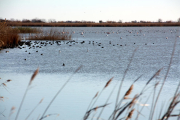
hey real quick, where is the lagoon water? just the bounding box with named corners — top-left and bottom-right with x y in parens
top-left (0, 27), bottom-right (180, 120)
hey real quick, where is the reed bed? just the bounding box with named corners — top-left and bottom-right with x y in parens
top-left (0, 21), bottom-right (72, 49)
top-left (0, 21), bottom-right (20, 48)
top-left (28, 29), bottom-right (71, 40)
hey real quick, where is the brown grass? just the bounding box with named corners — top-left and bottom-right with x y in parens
top-left (0, 21), bottom-right (20, 49)
top-left (28, 29), bottom-right (71, 40)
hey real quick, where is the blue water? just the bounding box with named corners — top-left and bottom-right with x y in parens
top-left (0, 27), bottom-right (180, 120)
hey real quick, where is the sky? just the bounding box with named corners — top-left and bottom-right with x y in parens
top-left (0, 0), bottom-right (180, 22)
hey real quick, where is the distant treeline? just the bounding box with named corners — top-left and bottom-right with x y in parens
top-left (5, 22), bottom-right (180, 27)
top-left (1, 18), bottom-right (180, 27)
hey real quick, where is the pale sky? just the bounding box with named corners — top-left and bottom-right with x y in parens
top-left (0, 0), bottom-right (180, 22)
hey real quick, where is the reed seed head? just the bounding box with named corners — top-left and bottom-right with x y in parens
top-left (93, 92), bottom-right (99, 99)
top-left (129, 94), bottom-right (138, 108)
top-left (11, 106), bottom-right (16, 111)
top-left (95, 106), bottom-right (98, 111)
top-left (124, 96), bottom-right (131, 99)
top-left (125, 84), bottom-right (133, 97)
top-left (39, 98), bottom-right (44, 103)
top-left (2, 83), bottom-right (7, 86)
top-left (30, 67), bottom-right (39, 85)
top-left (7, 79), bottom-right (12, 82)
top-left (104, 77), bottom-right (113, 88)
top-left (155, 81), bottom-right (160, 88)
top-left (126, 109), bottom-right (135, 120)
top-left (0, 96), bottom-right (4, 101)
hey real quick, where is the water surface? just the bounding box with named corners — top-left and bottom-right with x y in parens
top-left (0, 27), bottom-right (180, 120)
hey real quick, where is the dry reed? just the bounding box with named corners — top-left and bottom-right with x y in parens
top-left (126, 109), bottom-right (135, 120)
top-left (83, 103), bottom-right (110, 120)
top-left (29, 67), bottom-right (39, 85)
top-left (124, 85), bottom-right (133, 97)
top-left (0, 20), bottom-right (20, 49)
top-left (150, 38), bottom-right (177, 120)
top-left (15, 67), bottom-right (39, 120)
top-left (39, 65), bottom-right (82, 120)
top-left (25, 98), bottom-right (44, 120)
top-left (93, 92), bottom-right (99, 99)
top-left (28, 29), bottom-right (71, 40)
top-left (104, 77), bottom-right (113, 88)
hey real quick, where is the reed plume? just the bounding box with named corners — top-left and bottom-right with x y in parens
top-left (29, 67), bottom-right (39, 85)
top-left (113, 48), bottom-right (138, 120)
top-left (93, 92), bottom-right (99, 99)
top-left (124, 85), bottom-right (133, 97)
top-left (151, 38), bottom-right (177, 120)
top-left (126, 109), bottom-right (135, 120)
top-left (89, 77), bottom-right (114, 110)
top-left (9, 106), bottom-right (16, 120)
top-left (129, 94), bottom-right (138, 109)
top-left (104, 77), bottom-right (113, 89)
top-left (83, 103), bottom-right (110, 120)
top-left (15, 67), bottom-right (39, 120)
top-left (6, 79), bottom-right (12, 82)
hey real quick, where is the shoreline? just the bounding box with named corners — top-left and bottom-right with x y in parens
top-left (6, 22), bottom-right (180, 27)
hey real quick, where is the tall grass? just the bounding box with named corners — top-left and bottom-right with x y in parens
top-left (0, 21), bottom-right (20, 48)
top-left (28, 28), bottom-right (72, 40)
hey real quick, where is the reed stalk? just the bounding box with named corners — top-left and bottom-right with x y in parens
top-left (25, 98), bottom-right (43, 120)
top-left (40, 66), bottom-right (82, 120)
top-left (15, 68), bottom-right (39, 120)
top-left (112, 48), bottom-right (138, 120)
top-left (150, 38), bottom-right (177, 120)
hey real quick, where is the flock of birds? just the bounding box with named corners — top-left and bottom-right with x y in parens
top-left (4, 29), bottom-right (180, 66)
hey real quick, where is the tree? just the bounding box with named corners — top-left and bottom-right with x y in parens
top-left (178, 18), bottom-right (180, 22)
top-left (118, 20), bottom-right (122, 23)
top-left (158, 19), bottom-right (162, 23)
